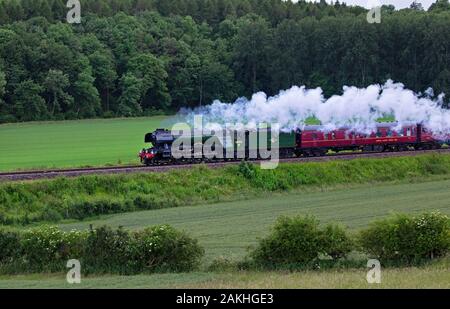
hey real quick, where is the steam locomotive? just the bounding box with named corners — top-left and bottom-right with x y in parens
top-left (139, 123), bottom-right (444, 166)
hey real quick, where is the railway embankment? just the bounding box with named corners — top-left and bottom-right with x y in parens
top-left (1, 153), bottom-right (450, 226)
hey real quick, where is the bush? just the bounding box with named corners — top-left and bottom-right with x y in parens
top-left (250, 216), bottom-right (353, 269)
top-left (359, 212), bottom-right (450, 264)
top-left (0, 225), bottom-right (204, 275)
top-left (320, 224), bottom-right (354, 260)
top-left (83, 226), bottom-right (131, 274)
top-left (0, 229), bottom-right (21, 263)
top-left (130, 225), bottom-right (204, 273)
top-left (21, 226), bottom-right (88, 272)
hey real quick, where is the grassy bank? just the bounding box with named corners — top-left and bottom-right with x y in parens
top-left (1, 257), bottom-right (448, 289)
top-left (2, 153), bottom-right (450, 226)
top-left (0, 116), bottom-right (168, 171)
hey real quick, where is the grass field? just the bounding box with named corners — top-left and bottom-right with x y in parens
top-left (0, 116), bottom-right (397, 172)
top-left (1, 260), bottom-right (449, 288)
top-left (59, 178), bottom-right (450, 261)
top-left (0, 117), bottom-right (169, 171)
top-left (2, 179), bottom-right (450, 288)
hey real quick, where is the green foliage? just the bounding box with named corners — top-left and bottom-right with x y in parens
top-left (0, 228), bottom-right (21, 264)
top-left (0, 1), bottom-right (448, 122)
top-left (130, 225), bottom-right (205, 273)
top-left (429, 0), bottom-right (450, 12)
top-left (2, 154), bottom-right (450, 226)
top-left (126, 53), bottom-right (171, 110)
top-left (43, 69), bottom-right (73, 115)
top-left (320, 224), bottom-right (354, 260)
top-left (0, 225), bottom-right (204, 275)
top-left (359, 212), bottom-right (450, 264)
top-left (0, 69), bottom-right (5, 98)
top-left (118, 73), bottom-right (143, 116)
top-left (73, 66), bottom-right (101, 118)
top-left (249, 215), bottom-right (353, 268)
top-left (12, 79), bottom-right (47, 121)
top-left (20, 226), bottom-right (87, 271)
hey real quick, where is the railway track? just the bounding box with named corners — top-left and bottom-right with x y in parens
top-left (1, 148), bottom-right (450, 182)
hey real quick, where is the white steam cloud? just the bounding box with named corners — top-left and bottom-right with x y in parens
top-left (176, 80), bottom-right (449, 136)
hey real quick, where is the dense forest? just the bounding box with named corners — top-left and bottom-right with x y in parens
top-left (0, 0), bottom-right (449, 122)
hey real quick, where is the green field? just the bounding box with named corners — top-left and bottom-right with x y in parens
top-left (0, 117), bottom-right (169, 171)
top-left (59, 179), bottom-right (450, 261)
top-left (1, 260), bottom-right (449, 289)
top-left (2, 178), bottom-right (450, 288)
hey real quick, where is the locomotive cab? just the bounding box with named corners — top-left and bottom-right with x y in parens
top-left (140, 129), bottom-right (175, 165)
top-left (139, 148), bottom-right (157, 164)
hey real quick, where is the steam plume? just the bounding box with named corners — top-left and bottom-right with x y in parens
top-left (175, 80), bottom-right (449, 136)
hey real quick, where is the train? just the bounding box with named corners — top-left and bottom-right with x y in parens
top-left (139, 122), bottom-right (445, 166)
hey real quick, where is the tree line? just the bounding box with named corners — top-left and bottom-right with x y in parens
top-left (0, 0), bottom-right (449, 122)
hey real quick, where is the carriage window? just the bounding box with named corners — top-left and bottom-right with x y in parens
top-left (331, 132), bottom-right (336, 140)
top-left (407, 128), bottom-right (412, 136)
top-left (376, 130), bottom-right (382, 138)
top-left (387, 130), bottom-right (393, 137)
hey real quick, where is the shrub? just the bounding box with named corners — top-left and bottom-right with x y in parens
top-left (130, 225), bottom-right (204, 273)
top-left (83, 226), bottom-right (131, 274)
top-left (0, 225), bottom-right (204, 275)
top-left (66, 198), bottom-right (132, 220)
top-left (0, 229), bottom-right (21, 263)
top-left (359, 212), bottom-right (450, 264)
top-left (250, 216), bottom-right (353, 269)
top-left (21, 226), bottom-right (88, 272)
top-left (320, 224), bottom-right (354, 260)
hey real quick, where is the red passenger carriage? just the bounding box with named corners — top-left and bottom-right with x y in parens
top-left (298, 123), bottom-right (440, 157)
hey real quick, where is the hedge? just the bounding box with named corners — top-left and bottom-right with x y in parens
top-left (249, 216), bottom-right (353, 269)
top-left (0, 225), bottom-right (204, 275)
top-left (359, 212), bottom-right (450, 264)
top-left (249, 212), bottom-right (450, 269)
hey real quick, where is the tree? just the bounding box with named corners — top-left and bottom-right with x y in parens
top-left (0, 0), bottom-right (448, 124)
top-left (0, 2), bottom-right (10, 25)
top-left (43, 69), bottom-right (73, 115)
top-left (127, 53), bottom-right (171, 110)
top-left (12, 80), bottom-right (47, 121)
top-left (269, 19), bottom-right (310, 92)
top-left (0, 69), bottom-right (6, 118)
top-left (72, 64), bottom-right (101, 118)
top-left (233, 15), bottom-right (272, 94)
top-left (0, 69), bottom-right (5, 98)
top-left (88, 51), bottom-right (117, 112)
top-left (2, 0), bottom-right (24, 22)
top-left (118, 73), bottom-right (143, 116)
top-left (410, 1), bottom-right (424, 10)
top-left (429, 0), bottom-right (450, 12)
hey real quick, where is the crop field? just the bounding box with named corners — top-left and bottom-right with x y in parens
top-left (59, 179), bottom-right (450, 261)
top-left (1, 178), bottom-right (450, 288)
top-left (0, 117), bottom-right (169, 171)
top-left (1, 261), bottom-right (448, 289)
